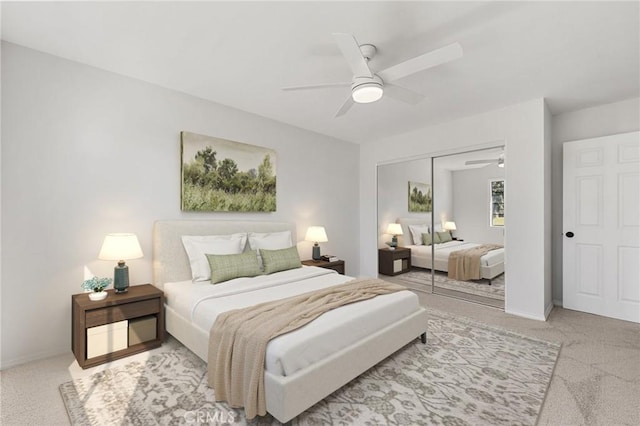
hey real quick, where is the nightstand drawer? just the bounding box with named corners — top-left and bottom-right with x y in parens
top-left (323, 263), bottom-right (345, 274)
top-left (301, 259), bottom-right (345, 275)
top-left (85, 298), bottom-right (160, 328)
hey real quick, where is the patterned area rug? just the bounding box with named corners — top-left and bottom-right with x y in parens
top-left (398, 269), bottom-right (505, 301)
top-left (60, 311), bottom-right (559, 425)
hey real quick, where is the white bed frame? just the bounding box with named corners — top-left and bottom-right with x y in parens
top-left (411, 248), bottom-right (504, 282)
top-left (153, 220), bottom-right (428, 423)
top-left (397, 217), bottom-right (504, 282)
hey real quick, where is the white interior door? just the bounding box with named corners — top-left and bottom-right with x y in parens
top-left (563, 131), bottom-right (640, 323)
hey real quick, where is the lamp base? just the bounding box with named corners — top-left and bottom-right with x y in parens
top-left (385, 235), bottom-right (398, 250)
top-left (312, 244), bottom-right (321, 261)
top-left (114, 261), bottom-right (130, 294)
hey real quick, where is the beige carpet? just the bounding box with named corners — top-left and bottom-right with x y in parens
top-left (3, 299), bottom-right (636, 426)
top-left (59, 310), bottom-right (559, 425)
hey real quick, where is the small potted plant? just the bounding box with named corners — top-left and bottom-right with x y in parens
top-left (82, 277), bottom-right (113, 301)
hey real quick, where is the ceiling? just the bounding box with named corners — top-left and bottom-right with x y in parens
top-left (2, 1), bottom-right (638, 144)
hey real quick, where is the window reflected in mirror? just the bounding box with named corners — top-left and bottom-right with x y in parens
top-left (490, 179), bottom-right (505, 227)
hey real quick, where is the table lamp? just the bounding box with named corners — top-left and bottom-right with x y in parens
top-left (444, 221), bottom-right (457, 238)
top-left (305, 226), bottom-right (328, 261)
top-left (98, 233), bottom-right (144, 294)
top-left (386, 223), bottom-right (403, 250)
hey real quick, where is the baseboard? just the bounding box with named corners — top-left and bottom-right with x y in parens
top-left (504, 308), bottom-right (547, 322)
top-left (0, 346), bottom-right (69, 371)
top-left (553, 299), bottom-right (563, 308)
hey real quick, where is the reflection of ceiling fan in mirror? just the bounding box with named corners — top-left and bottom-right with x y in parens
top-left (282, 33), bottom-right (463, 117)
top-left (465, 153), bottom-right (505, 168)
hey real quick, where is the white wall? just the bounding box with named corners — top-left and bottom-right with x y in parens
top-left (544, 101), bottom-right (553, 316)
top-left (0, 42), bottom-right (360, 369)
top-left (0, 42), bottom-right (3, 365)
top-left (551, 97), bottom-right (640, 305)
top-left (360, 98), bottom-right (551, 321)
top-left (451, 163), bottom-right (505, 244)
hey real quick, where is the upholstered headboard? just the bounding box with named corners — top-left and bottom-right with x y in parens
top-left (152, 220), bottom-right (296, 289)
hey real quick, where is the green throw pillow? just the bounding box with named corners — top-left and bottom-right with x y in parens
top-left (437, 231), bottom-right (452, 243)
top-left (206, 250), bottom-right (261, 284)
top-left (260, 246), bottom-right (302, 274)
top-left (422, 232), bottom-right (440, 245)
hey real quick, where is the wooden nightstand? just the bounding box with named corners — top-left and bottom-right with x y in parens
top-left (378, 247), bottom-right (411, 276)
top-left (72, 284), bottom-right (165, 369)
top-left (302, 259), bottom-right (345, 275)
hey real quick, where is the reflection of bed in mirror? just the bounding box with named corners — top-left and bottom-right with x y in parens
top-left (409, 240), bottom-right (504, 282)
top-left (397, 218), bottom-right (504, 283)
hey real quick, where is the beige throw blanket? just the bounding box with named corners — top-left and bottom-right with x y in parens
top-left (207, 278), bottom-right (406, 419)
top-left (448, 244), bottom-right (503, 280)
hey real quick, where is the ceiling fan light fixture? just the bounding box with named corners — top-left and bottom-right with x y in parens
top-left (352, 82), bottom-right (383, 103)
top-left (284, 34), bottom-right (462, 115)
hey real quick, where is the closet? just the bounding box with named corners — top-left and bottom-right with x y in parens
top-left (376, 146), bottom-right (506, 308)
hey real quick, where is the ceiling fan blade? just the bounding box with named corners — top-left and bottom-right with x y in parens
top-left (335, 95), bottom-right (355, 117)
top-left (332, 33), bottom-right (373, 78)
top-left (378, 42), bottom-right (463, 82)
top-left (282, 82), bottom-right (350, 91)
top-left (384, 83), bottom-right (425, 105)
top-left (465, 159), bottom-right (499, 165)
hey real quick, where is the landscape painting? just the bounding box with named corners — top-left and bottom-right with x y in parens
top-left (181, 131), bottom-right (276, 212)
top-left (408, 181), bottom-right (432, 213)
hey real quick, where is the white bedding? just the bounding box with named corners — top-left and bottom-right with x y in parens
top-left (164, 266), bottom-right (419, 377)
top-left (408, 240), bottom-right (504, 268)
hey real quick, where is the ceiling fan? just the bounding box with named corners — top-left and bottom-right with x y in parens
top-left (465, 153), bottom-right (505, 168)
top-left (282, 33), bottom-right (463, 117)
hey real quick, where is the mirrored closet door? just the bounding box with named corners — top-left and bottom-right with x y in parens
top-left (431, 148), bottom-right (506, 308)
top-left (376, 146), bottom-right (507, 309)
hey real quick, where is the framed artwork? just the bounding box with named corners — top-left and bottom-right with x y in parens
top-left (408, 181), bottom-right (432, 213)
top-left (181, 131), bottom-right (276, 212)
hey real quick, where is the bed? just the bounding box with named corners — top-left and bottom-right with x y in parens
top-left (397, 217), bottom-right (504, 282)
top-left (152, 220), bottom-right (428, 423)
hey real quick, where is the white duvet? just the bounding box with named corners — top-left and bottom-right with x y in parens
top-left (409, 240), bottom-right (504, 268)
top-left (164, 266), bottom-right (420, 377)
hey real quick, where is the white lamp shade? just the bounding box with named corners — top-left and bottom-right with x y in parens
top-left (386, 223), bottom-right (403, 235)
top-left (98, 233), bottom-right (144, 261)
top-left (304, 226), bottom-right (328, 243)
top-left (444, 221), bottom-right (457, 231)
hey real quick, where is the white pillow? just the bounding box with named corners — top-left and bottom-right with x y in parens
top-left (248, 230), bottom-right (293, 251)
top-left (181, 233), bottom-right (247, 282)
top-left (248, 231), bottom-right (293, 268)
top-left (409, 225), bottom-right (430, 246)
